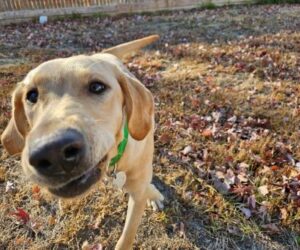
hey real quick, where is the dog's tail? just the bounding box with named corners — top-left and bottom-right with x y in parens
top-left (102, 35), bottom-right (159, 58)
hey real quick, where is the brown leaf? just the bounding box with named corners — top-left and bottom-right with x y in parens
top-left (0, 167), bottom-right (6, 182)
top-left (280, 208), bottom-right (288, 221)
top-left (190, 96), bottom-right (200, 108)
top-left (202, 129), bottom-right (213, 138)
top-left (32, 185), bottom-right (40, 194)
top-left (48, 216), bottom-right (56, 226)
top-left (231, 184), bottom-right (252, 198)
top-left (271, 165), bottom-right (279, 171)
top-left (159, 133), bottom-right (172, 145)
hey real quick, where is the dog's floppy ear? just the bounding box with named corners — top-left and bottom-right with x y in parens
top-left (117, 67), bottom-right (154, 141)
top-left (1, 84), bottom-right (28, 155)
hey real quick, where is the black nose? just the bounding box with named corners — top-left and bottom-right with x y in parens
top-left (29, 129), bottom-right (85, 175)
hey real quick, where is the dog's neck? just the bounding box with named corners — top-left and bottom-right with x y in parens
top-left (106, 114), bottom-right (128, 173)
top-left (109, 121), bottom-right (128, 168)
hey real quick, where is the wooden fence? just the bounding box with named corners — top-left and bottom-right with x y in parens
top-left (0, 1), bottom-right (128, 12)
top-left (0, 0), bottom-right (251, 24)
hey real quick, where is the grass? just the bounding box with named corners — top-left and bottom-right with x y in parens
top-left (199, 1), bottom-right (217, 10)
top-left (0, 3), bottom-right (300, 250)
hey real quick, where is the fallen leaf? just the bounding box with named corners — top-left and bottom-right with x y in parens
top-left (48, 216), bottom-right (56, 226)
top-left (0, 168), bottom-right (5, 182)
top-left (238, 162), bottom-right (250, 169)
top-left (182, 145), bottom-right (193, 155)
top-left (231, 184), bottom-right (252, 198)
top-left (5, 181), bottom-right (14, 192)
top-left (236, 173), bottom-right (248, 183)
top-left (258, 185), bottom-right (269, 196)
top-left (280, 208), bottom-right (288, 221)
top-left (225, 169), bottom-right (235, 185)
top-left (228, 115), bottom-right (237, 123)
top-left (82, 241), bottom-right (103, 250)
top-left (15, 236), bottom-right (30, 246)
top-left (92, 215), bottom-right (103, 229)
top-left (271, 165), bottom-right (279, 171)
top-left (247, 195), bottom-right (256, 209)
top-left (240, 207), bottom-right (251, 219)
top-left (159, 133), bottom-right (172, 145)
top-left (11, 208), bottom-right (30, 224)
top-left (190, 96), bottom-right (200, 108)
top-left (202, 129), bottom-right (213, 138)
top-left (213, 178), bottom-right (230, 194)
top-left (212, 111), bottom-right (221, 122)
top-left (32, 185), bottom-right (40, 194)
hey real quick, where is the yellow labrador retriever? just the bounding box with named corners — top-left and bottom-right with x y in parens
top-left (1, 35), bottom-right (164, 250)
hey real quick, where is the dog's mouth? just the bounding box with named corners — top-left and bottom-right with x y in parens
top-left (48, 155), bottom-right (107, 198)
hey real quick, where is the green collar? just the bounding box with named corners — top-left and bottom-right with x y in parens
top-left (109, 122), bottom-right (129, 167)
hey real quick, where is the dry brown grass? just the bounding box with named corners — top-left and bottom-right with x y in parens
top-left (0, 4), bottom-right (300, 250)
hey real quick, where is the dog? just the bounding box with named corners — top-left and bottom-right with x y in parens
top-left (1, 35), bottom-right (164, 250)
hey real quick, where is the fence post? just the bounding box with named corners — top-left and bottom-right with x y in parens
top-left (30, 0), bottom-right (35, 9)
top-left (2, 0), bottom-right (9, 11)
top-left (10, 0), bottom-right (16, 10)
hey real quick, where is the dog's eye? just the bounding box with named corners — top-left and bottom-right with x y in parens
top-left (26, 89), bottom-right (38, 104)
top-left (89, 81), bottom-right (107, 94)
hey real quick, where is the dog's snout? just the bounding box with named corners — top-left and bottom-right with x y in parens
top-left (29, 129), bottom-right (85, 175)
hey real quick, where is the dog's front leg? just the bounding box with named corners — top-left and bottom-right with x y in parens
top-left (115, 190), bottom-right (147, 250)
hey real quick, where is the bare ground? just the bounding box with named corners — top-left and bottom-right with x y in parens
top-left (0, 4), bottom-right (300, 250)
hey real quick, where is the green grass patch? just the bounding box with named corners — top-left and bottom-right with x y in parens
top-left (70, 13), bottom-right (82, 19)
top-left (199, 1), bottom-right (217, 9)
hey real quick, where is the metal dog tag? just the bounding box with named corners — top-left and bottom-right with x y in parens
top-left (112, 171), bottom-right (127, 189)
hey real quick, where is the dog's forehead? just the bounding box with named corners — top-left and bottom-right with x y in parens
top-left (23, 54), bottom-right (117, 86)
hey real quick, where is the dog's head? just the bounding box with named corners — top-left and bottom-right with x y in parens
top-left (1, 36), bottom-right (157, 198)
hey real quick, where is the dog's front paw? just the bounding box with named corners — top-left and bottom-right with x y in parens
top-left (147, 198), bottom-right (164, 211)
top-left (146, 184), bottom-right (164, 211)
